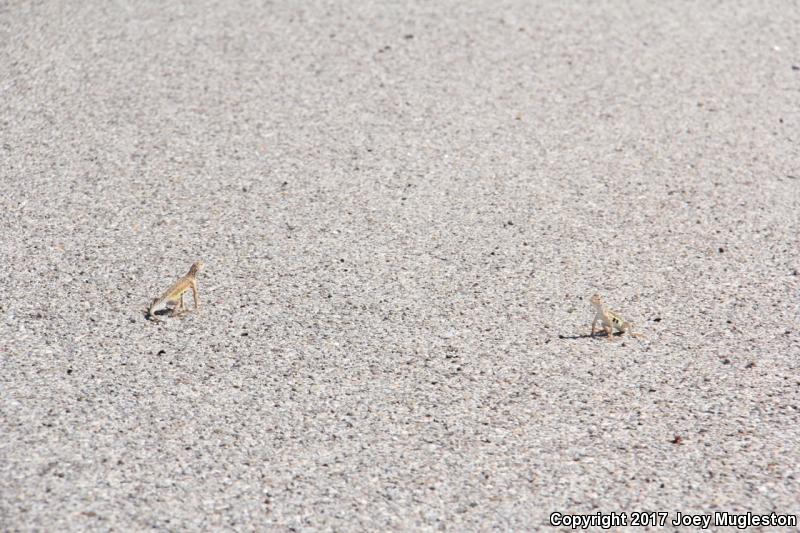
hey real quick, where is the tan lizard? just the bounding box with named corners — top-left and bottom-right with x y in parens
top-left (147, 261), bottom-right (204, 321)
top-left (589, 293), bottom-right (646, 341)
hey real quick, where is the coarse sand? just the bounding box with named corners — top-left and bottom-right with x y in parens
top-left (1, 1), bottom-right (799, 531)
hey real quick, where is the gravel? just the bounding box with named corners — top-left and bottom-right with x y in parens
top-left (1, 1), bottom-right (799, 530)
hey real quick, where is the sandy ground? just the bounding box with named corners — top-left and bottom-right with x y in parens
top-left (1, 1), bottom-right (799, 531)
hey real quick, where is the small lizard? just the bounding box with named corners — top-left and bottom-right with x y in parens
top-left (589, 293), bottom-right (646, 341)
top-left (147, 261), bottom-right (204, 321)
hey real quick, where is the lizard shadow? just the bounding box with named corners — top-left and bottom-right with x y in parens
top-left (558, 332), bottom-right (621, 340)
top-left (143, 308), bottom-right (172, 322)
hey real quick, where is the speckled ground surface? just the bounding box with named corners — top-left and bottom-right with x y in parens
top-left (1, 1), bottom-right (799, 531)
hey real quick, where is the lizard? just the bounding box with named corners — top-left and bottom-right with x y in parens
top-left (589, 293), bottom-right (646, 341)
top-left (146, 261), bottom-right (204, 321)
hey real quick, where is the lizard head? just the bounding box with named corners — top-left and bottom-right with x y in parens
top-left (589, 293), bottom-right (603, 307)
top-left (189, 261), bottom-right (204, 275)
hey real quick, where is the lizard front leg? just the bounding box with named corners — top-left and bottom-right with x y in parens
top-left (191, 279), bottom-right (200, 311)
top-left (604, 322), bottom-right (615, 341)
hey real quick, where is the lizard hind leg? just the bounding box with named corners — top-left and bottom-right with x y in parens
top-left (169, 294), bottom-right (187, 317)
top-left (624, 322), bottom-right (647, 340)
top-left (146, 299), bottom-right (163, 322)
